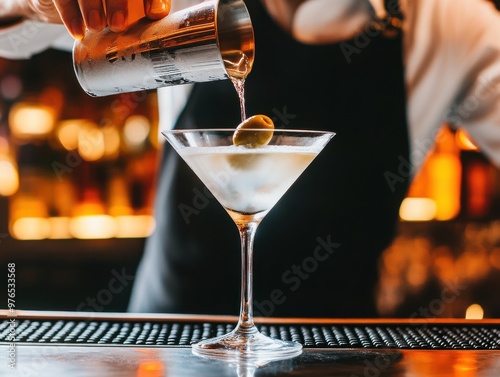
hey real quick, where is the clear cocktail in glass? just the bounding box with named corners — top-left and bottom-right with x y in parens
top-left (162, 128), bottom-right (334, 362)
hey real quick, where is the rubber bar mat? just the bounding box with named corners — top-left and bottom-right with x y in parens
top-left (1, 319), bottom-right (499, 349)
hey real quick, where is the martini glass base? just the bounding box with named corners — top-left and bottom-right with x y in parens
top-left (192, 328), bottom-right (302, 362)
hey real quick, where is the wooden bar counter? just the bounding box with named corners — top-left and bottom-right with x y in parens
top-left (1, 310), bottom-right (500, 376)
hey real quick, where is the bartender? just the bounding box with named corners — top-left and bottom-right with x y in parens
top-left (2, 0), bottom-right (500, 318)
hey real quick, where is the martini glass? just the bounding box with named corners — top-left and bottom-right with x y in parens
top-left (162, 128), bottom-right (334, 361)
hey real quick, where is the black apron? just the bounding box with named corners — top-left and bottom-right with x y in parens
top-left (129, 0), bottom-right (410, 317)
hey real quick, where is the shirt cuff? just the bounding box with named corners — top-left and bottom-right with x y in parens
top-left (0, 21), bottom-right (70, 59)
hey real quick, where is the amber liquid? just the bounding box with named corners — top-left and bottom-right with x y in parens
top-left (231, 77), bottom-right (246, 122)
top-left (222, 50), bottom-right (251, 122)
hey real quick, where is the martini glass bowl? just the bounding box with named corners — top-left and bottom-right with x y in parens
top-left (162, 128), bottom-right (334, 362)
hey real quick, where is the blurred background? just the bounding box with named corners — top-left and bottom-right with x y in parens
top-left (0, 49), bottom-right (159, 312)
top-left (1, 13), bottom-right (500, 318)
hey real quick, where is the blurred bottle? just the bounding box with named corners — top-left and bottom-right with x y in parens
top-left (461, 151), bottom-right (494, 219)
top-left (455, 128), bottom-right (495, 220)
top-left (427, 126), bottom-right (462, 221)
top-left (0, 135), bottom-right (19, 197)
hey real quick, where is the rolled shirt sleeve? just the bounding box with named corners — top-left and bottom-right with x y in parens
top-left (443, 0), bottom-right (500, 167)
top-left (285, 0), bottom-right (500, 169)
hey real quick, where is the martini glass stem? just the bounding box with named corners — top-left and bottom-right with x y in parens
top-left (235, 220), bottom-right (260, 334)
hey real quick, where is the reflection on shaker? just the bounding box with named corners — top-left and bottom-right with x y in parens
top-left (72, 0), bottom-right (255, 97)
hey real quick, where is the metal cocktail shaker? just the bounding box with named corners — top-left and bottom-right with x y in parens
top-left (73, 0), bottom-right (255, 97)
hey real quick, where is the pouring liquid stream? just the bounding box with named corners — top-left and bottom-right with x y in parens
top-left (223, 50), bottom-right (250, 122)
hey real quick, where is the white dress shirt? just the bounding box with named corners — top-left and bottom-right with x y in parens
top-left (2, 0), bottom-right (500, 171)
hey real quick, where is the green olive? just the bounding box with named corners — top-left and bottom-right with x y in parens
top-left (233, 115), bottom-right (274, 147)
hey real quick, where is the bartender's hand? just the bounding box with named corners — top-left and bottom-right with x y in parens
top-left (4, 0), bottom-right (171, 39)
